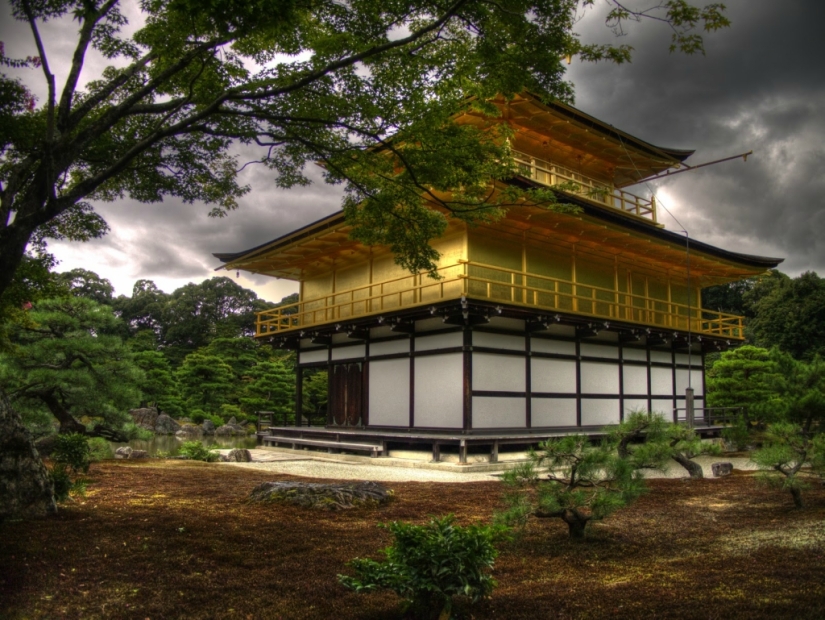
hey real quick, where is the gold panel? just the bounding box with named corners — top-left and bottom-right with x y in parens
top-left (304, 273), bottom-right (333, 301)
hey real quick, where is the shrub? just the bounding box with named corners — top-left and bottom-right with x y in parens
top-left (53, 433), bottom-right (91, 474)
top-left (87, 437), bottom-right (114, 461)
top-left (179, 440), bottom-right (220, 462)
top-left (189, 409), bottom-right (207, 424)
top-left (339, 515), bottom-right (506, 619)
top-left (122, 421), bottom-right (153, 441)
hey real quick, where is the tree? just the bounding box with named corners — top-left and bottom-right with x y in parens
top-left (111, 279), bottom-right (169, 340)
top-left (175, 352), bottom-right (235, 415)
top-left (499, 435), bottom-right (646, 539)
top-left (0, 296), bottom-right (142, 440)
top-left (751, 423), bottom-right (823, 509)
top-left (55, 268), bottom-right (114, 305)
top-left (744, 271), bottom-right (825, 361)
top-left (239, 359), bottom-right (295, 421)
top-left (302, 369), bottom-right (328, 424)
top-left (132, 349), bottom-right (183, 415)
top-left (0, 0), bottom-right (729, 519)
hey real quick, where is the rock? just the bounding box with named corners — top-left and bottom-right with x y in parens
top-left (154, 414), bottom-right (181, 435)
top-left (215, 424), bottom-right (244, 436)
top-left (227, 416), bottom-right (238, 426)
top-left (712, 462), bottom-right (733, 477)
top-left (175, 425), bottom-right (203, 438)
top-left (249, 481), bottom-right (393, 510)
top-left (226, 449), bottom-right (252, 463)
top-left (127, 449), bottom-right (149, 459)
top-left (115, 446), bottom-right (133, 459)
top-left (33, 434), bottom-right (59, 458)
top-left (129, 407), bottom-right (158, 431)
top-left (0, 391), bottom-right (57, 521)
top-left (202, 419), bottom-right (216, 435)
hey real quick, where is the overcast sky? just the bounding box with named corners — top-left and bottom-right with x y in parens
top-left (2, 1), bottom-right (823, 303)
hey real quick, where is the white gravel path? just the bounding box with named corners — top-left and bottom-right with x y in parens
top-left (220, 449), bottom-right (758, 483)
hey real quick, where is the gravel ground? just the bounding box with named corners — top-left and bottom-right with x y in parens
top-left (221, 449), bottom-right (758, 483)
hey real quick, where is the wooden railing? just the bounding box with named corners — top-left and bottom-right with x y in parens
top-left (511, 150), bottom-right (657, 223)
top-left (256, 261), bottom-right (743, 339)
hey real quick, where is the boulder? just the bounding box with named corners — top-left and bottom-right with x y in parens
top-left (202, 419), bottom-right (216, 435)
top-left (175, 425), bottom-right (203, 438)
top-left (226, 448), bottom-right (252, 463)
top-left (154, 414), bottom-right (181, 435)
top-left (129, 407), bottom-right (158, 431)
top-left (249, 481), bottom-right (393, 510)
top-left (711, 462), bottom-right (733, 477)
top-left (215, 424), bottom-right (244, 436)
top-left (115, 446), bottom-right (132, 459)
top-left (127, 449), bottom-right (149, 459)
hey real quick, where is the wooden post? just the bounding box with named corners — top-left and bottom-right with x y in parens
top-left (459, 439), bottom-right (468, 465)
top-left (490, 440), bottom-right (499, 464)
top-left (685, 387), bottom-right (695, 429)
top-left (431, 442), bottom-right (441, 463)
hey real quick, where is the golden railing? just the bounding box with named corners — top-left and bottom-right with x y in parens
top-left (511, 150), bottom-right (657, 222)
top-left (256, 261), bottom-right (743, 339)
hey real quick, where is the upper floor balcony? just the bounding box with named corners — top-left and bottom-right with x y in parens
top-left (511, 150), bottom-right (658, 223)
top-left (256, 260), bottom-right (743, 340)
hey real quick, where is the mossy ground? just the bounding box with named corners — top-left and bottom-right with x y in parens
top-left (1, 461), bottom-right (824, 619)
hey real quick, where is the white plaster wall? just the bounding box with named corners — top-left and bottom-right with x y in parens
top-left (369, 359), bottom-right (410, 426)
top-left (623, 399), bottom-right (650, 415)
top-left (650, 350), bottom-right (673, 364)
top-left (473, 353), bottom-right (525, 392)
top-left (650, 367), bottom-right (673, 395)
top-left (581, 399), bottom-right (620, 426)
top-left (546, 324), bottom-right (576, 337)
top-left (414, 354), bottom-right (463, 428)
top-left (674, 352), bottom-right (702, 366)
top-left (472, 397), bottom-right (526, 428)
top-left (415, 317), bottom-right (453, 332)
top-left (299, 349), bottom-right (328, 364)
top-left (370, 338), bottom-right (410, 356)
top-left (622, 347), bottom-right (647, 361)
top-left (369, 326), bottom-right (395, 339)
top-left (649, 398), bottom-right (673, 417)
top-left (331, 344), bottom-right (366, 361)
top-left (531, 358), bottom-right (576, 393)
top-left (590, 331), bottom-right (619, 343)
top-left (332, 334), bottom-right (351, 345)
top-left (580, 362), bottom-right (619, 395)
top-left (299, 338), bottom-right (313, 349)
top-left (531, 398), bottom-right (577, 427)
top-left (531, 338), bottom-right (576, 355)
top-left (622, 365), bottom-right (648, 395)
top-left (416, 331), bottom-right (463, 351)
top-left (675, 369), bottom-right (705, 397)
top-left (473, 331), bottom-right (525, 351)
top-left (580, 343), bottom-right (619, 359)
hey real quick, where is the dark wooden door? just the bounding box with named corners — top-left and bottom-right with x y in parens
top-left (329, 363), bottom-right (363, 426)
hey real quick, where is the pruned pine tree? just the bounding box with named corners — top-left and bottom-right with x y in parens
top-left (752, 423), bottom-right (823, 509)
top-left (0, 297), bottom-right (142, 440)
top-left (500, 435), bottom-right (646, 539)
top-left (175, 353), bottom-right (235, 415)
top-left (239, 359), bottom-right (295, 423)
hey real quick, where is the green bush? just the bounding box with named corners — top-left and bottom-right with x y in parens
top-left (87, 437), bottom-right (114, 461)
top-left (53, 433), bottom-right (91, 474)
top-left (721, 415), bottom-right (751, 451)
top-left (179, 440), bottom-right (220, 462)
top-left (339, 515), bottom-right (506, 619)
top-left (122, 421), bottom-right (153, 441)
top-left (50, 464), bottom-right (74, 503)
top-left (189, 409), bottom-right (207, 424)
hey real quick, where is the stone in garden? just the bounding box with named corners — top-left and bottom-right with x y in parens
top-left (127, 449), bottom-right (149, 459)
top-left (154, 414), bottom-right (181, 435)
top-left (115, 446), bottom-right (133, 459)
top-left (129, 407), bottom-right (158, 430)
top-left (249, 481), bottom-right (393, 510)
top-left (33, 434), bottom-right (59, 457)
top-left (215, 423), bottom-right (244, 436)
top-left (712, 462), bottom-right (733, 477)
top-left (175, 425), bottom-right (203, 438)
top-left (226, 449), bottom-right (252, 463)
top-left (202, 419), bottom-right (215, 434)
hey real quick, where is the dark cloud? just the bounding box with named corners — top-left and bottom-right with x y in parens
top-left (567, 0), bottom-right (825, 275)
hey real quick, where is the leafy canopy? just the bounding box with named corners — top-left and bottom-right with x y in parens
top-left (0, 0), bottom-right (730, 301)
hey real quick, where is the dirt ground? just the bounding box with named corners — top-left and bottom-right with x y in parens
top-left (1, 460), bottom-right (824, 620)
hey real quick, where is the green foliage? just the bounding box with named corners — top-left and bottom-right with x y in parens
top-left (49, 465), bottom-right (74, 503)
top-left (302, 370), bottom-right (328, 424)
top-left (744, 270), bottom-right (825, 361)
top-left (0, 297), bottom-right (143, 436)
top-left (751, 423), bottom-right (823, 508)
top-left (132, 350), bottom-right (181, 411)
top-left (53, 433), bottom-right (91, 475)
top-left (721, 415), bottom-right (751, 451)
top-left (179, 440), bottom-right (220, 462)
top-left (706, 346), bottom-right (783, 427)
top-left (176, 353), bottom-right (235, 415)
top-left (239, 359), bottom-right (295, 420)
top-left (122, 422), bottom-right (153, 441)
top-left (339, 515), bottom-right (505, 619)
top-left (499, 434), bottom-right (646, 539)
top-left (87, 437), bottom-right (114, 461)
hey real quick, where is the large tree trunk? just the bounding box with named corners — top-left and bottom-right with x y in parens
top-left (0, 389), bottom-right (56, 521)
top-left (672, 454), bottom-right (704, 479)
top-left (562, 510), bottom-right (589, 539)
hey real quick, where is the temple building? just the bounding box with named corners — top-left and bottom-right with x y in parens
top-left (215, 93), bottom-right (782, 460)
